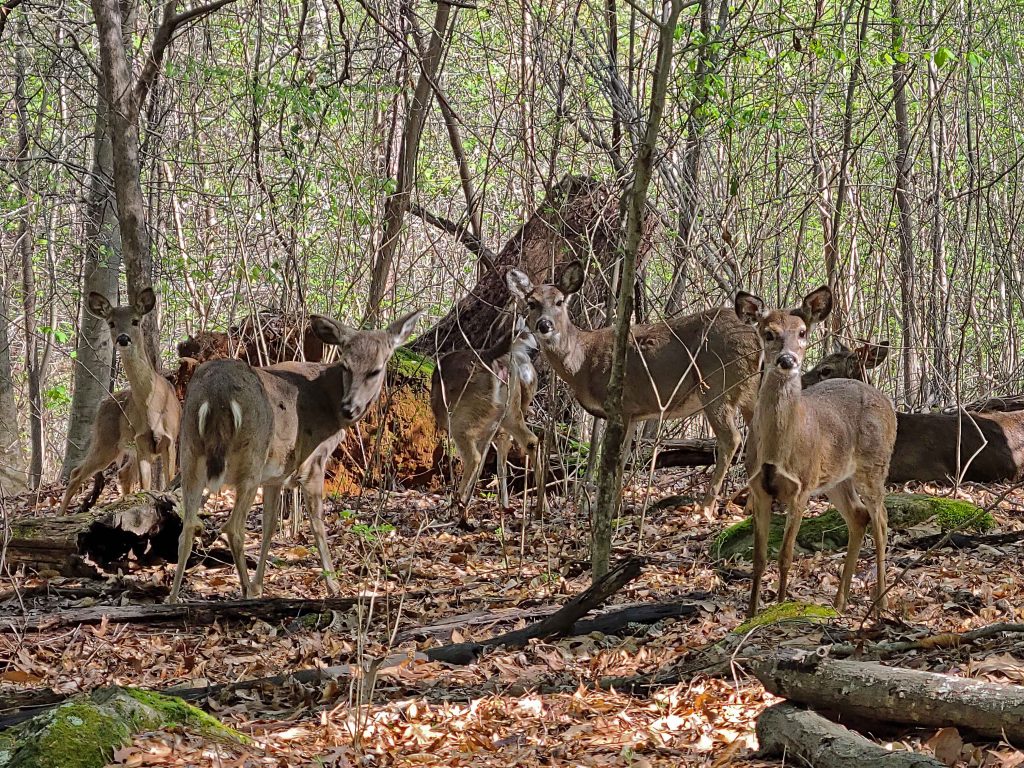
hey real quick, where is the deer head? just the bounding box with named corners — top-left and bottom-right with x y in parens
top-left (801, 340), bottom-right (890, 387)
top-left (309, 310), bottom-right (421, 423)
top-left (735, 286), bottom-right (833, 378)
top-left (506, 261), bottom-right (585, 347)
top-left (88, 288), bottom-right (156, 351)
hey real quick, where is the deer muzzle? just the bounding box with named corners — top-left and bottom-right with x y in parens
top-left (535, 318), bottom-right (554, 336)
top-left (775, 352), bottom-right (798, 371)
top-left (116, 334), bottom-right (131, 347)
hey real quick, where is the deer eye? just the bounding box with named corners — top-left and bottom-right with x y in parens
top-left (821, 367), bottom-right (833, 377)
top-left (555, 298), bottom-right (564, 307)
top-left (527, 299), bottom-right (538, 310)
top-left (763, 331), bottom-right (775, 342)
top-left (132, 319), bottom-right (139, 326)
top-left (798, 328), bottom-right (805, 338)
top-left (369, 368), bottom-right (382, 377)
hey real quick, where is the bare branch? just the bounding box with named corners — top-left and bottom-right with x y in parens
top-left (408, 202), bottom-right (497, 272)
top-left (0, 0), bottom-right (25, 43)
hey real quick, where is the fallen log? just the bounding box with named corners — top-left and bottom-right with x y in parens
top-left (650, 439), bottom-right (719, 469)
top-left (4, 596), bottom-right (368, 632)
top-left (753, 651), bottom-right (1024, 745)
top-left (425, 556), bottom-right (644, 665)
top-left (755, 702), bottom-right (944, 767)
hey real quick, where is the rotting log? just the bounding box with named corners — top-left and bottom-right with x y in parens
top-left (753, 651), bottom-right (1024, 745)
top-left (4, 596), bottom-right (368, 632)
top-left (425, 556), bottom-right (645, 665)
top-left (755, 702), bottom-right (944, 767)
top-left (0, 686), bottom-right (245, 768)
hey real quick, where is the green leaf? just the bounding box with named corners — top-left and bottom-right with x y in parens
top-left (934, 46), bottom-right (956, 68)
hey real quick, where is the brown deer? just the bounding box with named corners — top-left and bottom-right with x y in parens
top-left (735, 287), bottom-right (897, 617)
top-left (85, 289), bottom-right (181, 492)
top-left (57, 390), bottom-right (138, 513)
top-left (801, 340), bottom-right (889, 387)
top-left (804, 340), bottom-right (1024, 484)
top-left (169, 310), bottom-right (421, 603)
top-left (431, 320), bottom-right (539, 517)
top-left (506, 262), bottom-right (760, 513)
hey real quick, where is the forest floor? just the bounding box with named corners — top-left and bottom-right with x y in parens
top-left (3, 466), bottom-right (1024, 767)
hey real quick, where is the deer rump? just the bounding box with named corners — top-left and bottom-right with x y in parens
top-left (889, 410), bottom-right (1024, 484)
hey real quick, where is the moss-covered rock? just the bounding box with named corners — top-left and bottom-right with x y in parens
top-left (711, 492), bottom-right (992, 561)
top-left (0, 687), bottom-right (245, 768)
top-left (390, 346), bottom-right (435, 383)
top-left (733, 601), bottom-right (839, 634)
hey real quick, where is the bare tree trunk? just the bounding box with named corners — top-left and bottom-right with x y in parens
top-left (592, 0), bottom-right (683, 580)
top-left (14, 19), bottom-right (43, 487)
top-left (0, 255), bottom-right (27, 494)
top-left (364, 0), bottom-right (455, 325)
top-left (892, 0), bottom-right (922, 406)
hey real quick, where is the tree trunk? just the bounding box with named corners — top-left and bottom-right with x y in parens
top-left (364, 0), bottom-right (455, 325)
top-left (61, 87), bottom-right (123, 478)
top-left (592, 0), bottom-right (683, 580)
top-left (0, 257), bottom-right (27, 494)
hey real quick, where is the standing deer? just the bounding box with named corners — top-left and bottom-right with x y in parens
top-left (58, 390), bottom-right (138, 513)
top-left (804, 339), bottom-right (1024, 484)
top-left (169, 310), bottom-right (421, 603)
top-left (506, 262), bottom-right (760, 514)
top-left (85, 289), bottom-right (181, 492)
top-left (431, 320), bottom-right (539, 517)
top-left (801, 340), bottom-right (889, 387)
top-left (735, 287), bottom-right (897, 617)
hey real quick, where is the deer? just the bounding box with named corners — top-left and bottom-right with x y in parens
top-left (801, 340), bottom-right (889, 388)
top-left (84, 289), bottom-right (181, 493)
top-left (169, 310), bottom-right (422, 603)
top-left (431, 320), bottom-right (539, 519)
top-left (57, 390), bottom-right (139, 513)
top-left (735, 287), bottom-right (897, 617)
top-left (506, 261), bottom-right (761, 514)
top-left (804, 339), bottom-right (1024, 485)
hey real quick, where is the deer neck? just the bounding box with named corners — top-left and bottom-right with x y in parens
top-left (542, 322), bottom-right (588, 380)
top-left (120, 345), bottom-right (158, 401)
top-left (754, 369), bottom-right (806, 460)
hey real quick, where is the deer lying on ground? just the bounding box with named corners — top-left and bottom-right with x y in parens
top-left (736, 287), bottom-right (897, 617)
top-left (800, 340), bottom-right (889, 388)
top-left (78, 289), bottom-right (181, 494)
top-left (58, 390), bottom-right (139, 513)
top-left (507, 261), bottom-right (760, 514)
top-left (169, 310), bottom-right (421, 603)
top-left (803, 341), bottom-right (1024, 484)
top-left (431, 320), bottom-right (539, 518)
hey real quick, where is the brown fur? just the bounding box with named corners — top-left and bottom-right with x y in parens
top-left (85, 289), bottom-right (181, 493)
top-left (507, 261), bottom-right (761, 513)
top-left (432, 326), bottom-right (538, 513)
top-left (736, 287), bottom-right (897, 617)
top-left (170, 310), bottom-right (422, 602)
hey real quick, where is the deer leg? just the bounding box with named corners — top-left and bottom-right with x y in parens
top-left (494, 431), bottom-right (512, 509)
top-left (827, 480), bottom-right (869, 613)
top-left (169, 460), bottom-right (207, 603)
top-left (303, 482), bottom-right (340, 595)
top-left (137, 454), bottom-right (153, 491)
top-left (116, 451), bottom-right (138, 497)
top-left (454, 433), bottom-right (484, 509)
top-left (776, 496), bottom-right (807, 604)
top-left (860, 481), bottom-right (889, 613)
top-left (701, 406), bottom-right (741, 515)
top-left (163, 433), bottom-right (177, 489)
top-left (252, 484), bottom-right (283, 597)
top-left (288, 488), bottom-right (302, 538)
top-left (223, 484), bottom-right (260, 598)
top-left (58, 440), bottom-right (123, 514)
top-left (747, 486), bottom-right (772, 618)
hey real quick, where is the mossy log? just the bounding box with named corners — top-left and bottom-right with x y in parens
top-left (732, 600), bottom-right (839, 634)
top-left (711, 493), bottom-right (993, 561)
top-left (0, 686), bottom-right (245, 768)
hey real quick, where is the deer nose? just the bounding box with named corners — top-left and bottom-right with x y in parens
top-left (776, 353), bottom-right (798, 370)
top-left (536, 318), bottom-right (554, 335)
top-left (116, 334), bottom-right (131, 347)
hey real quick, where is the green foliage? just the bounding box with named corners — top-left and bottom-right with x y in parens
top-left (733, 601), bottom-right (838, 634)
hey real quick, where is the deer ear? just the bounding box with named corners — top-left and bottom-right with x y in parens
top-left (734, 291), bottom-right (766, 325)
top-left (506, 269), bottom-right (534, 300)
top-left (557, 261), bottom-right (585, 295)
top-left (833, 339), bottom-right (851, 354)
top-left (859, 340), bottom-right (889, 368)
top-left (134, 287), bottom-right (157, 316)
top-left (87, 292), bottom-right (113, 320)
top-left (798, 286), bottom-right (833, 325)
top-left (310, 315), bottom-right (358, 347)
top-left (386, 310), bottom-right (423, 347)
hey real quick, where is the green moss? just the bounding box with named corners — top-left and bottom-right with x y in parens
top-left (390, 347), bottom-right (434, 382)
top-left (733, 601), bottom-right (839, 634)
top-left (0, 687), bottom-right (245, 768)
top-left (711, 493), bottom-right (991, 562)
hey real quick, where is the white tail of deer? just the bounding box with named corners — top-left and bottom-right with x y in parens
top-left (735, 287), bottom-right (897, 617)
top-left (82, 288), bottom-right (181, 493)
top-left (58, 390), bottom-right (139, 513)
top-left (506, 261), bottom-right (761, 513)
top-left (169, 310), bottom-right (422, 603)
top-left (431, 320), bottom-right (539, 518)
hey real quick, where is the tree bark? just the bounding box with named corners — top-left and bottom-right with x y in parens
top-left (364, 0), bottom-right (456, 325)
top-left (756, 702), bottom-right (944, 767)
top-left (754, 652), bottom-right (1024, 745)
top-left (591, 0), bottom-right (682, 580)
top-left (0, 255), bottom-right (27, 494)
